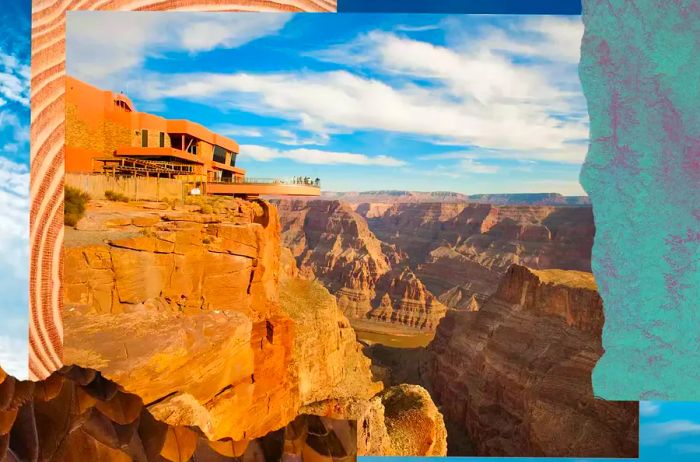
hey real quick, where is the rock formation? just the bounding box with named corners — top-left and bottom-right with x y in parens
top-left (0, 364), bottom-right (360, 462)
top-left (363, 203), bottom-right (594, 309)
top-left (367, 268), bottom-right (446, 330)
top-left (275, 200), bottom-right (446, 330)
top-left (426, 264), bottom-right (638, 457)
top-left (61, 196), bottom-right (446, 457)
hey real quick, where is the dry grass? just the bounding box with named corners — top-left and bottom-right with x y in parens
top-left (530, 268), bottom-right (597, 291)
top-left (64, 185), bottom-right (90, 226)
top-left (104, 190), bottom-right (130, 202)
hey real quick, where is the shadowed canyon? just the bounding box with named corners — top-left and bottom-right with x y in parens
top-left (275, 197), bottom-right (638, 457)
top-left (5, 193), bottom-right (638, 460)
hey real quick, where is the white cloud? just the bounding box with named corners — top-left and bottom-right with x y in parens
top-left (456, 158), bottom-right (500, 174)
top-left (210, 123), bottom-right (264, 138)
top-left (0, 157), bottom-right (29, 380)
top-left (134, 69), bottom-right (587, 163)
top-left (456, 16), bottom-right (583, 65)
top-left (641, 420), bottom-right (700, 445)
top-left (0, 109), bottom-right (30, 154)
top-left (0, 336), bottom-right (28, 380)
top-left (68, 14), bottom-right (588, 165)
top-left (640, 401), bottom-right (662, 417)
top-left (241, 145), bottom-right (405, 166)
top-left (67, 12), bottom-right (291, 84)
top-left (273, 129), bottom-right (330, 146)
top-left (0, 51), bottom-right (30, 107)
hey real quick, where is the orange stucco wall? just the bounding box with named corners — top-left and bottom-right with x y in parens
top-left (65, 76), bottom-right (243, 177)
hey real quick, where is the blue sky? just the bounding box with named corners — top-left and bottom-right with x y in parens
top-left (0, 0), bottom-right (30, 379)
top-left (67, 12), bottom-right (589, 195)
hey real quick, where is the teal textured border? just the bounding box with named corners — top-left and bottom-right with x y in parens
top-left (580, 0), bottom-right (700, 400)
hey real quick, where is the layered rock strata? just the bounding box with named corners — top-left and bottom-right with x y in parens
top-left (275, 200), bottom-right (446, 330)
top-left (364, 203), bottom-right (594, 309)
top-left (427, 264), bottom-right (638, 457)
top-left (62, 197), bottom-right (446, 457)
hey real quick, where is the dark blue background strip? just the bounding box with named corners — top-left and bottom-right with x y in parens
top-left (339, 0), bottom-right (582, 14)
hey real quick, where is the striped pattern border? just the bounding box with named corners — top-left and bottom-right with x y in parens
top-left (29, 0), bottom-right (336, 381)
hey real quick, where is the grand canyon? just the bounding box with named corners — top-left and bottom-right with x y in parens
top-left (274, 192), bottom-right (638, 457)
top-left (2, 190), bottom-right (637, 460)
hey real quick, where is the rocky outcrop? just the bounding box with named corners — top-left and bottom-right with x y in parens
top-left (368, 268), bottom-right (446, 330)
top-left (0, 364), bottom-right (359, 462)
top-left (275, 200), bottom-right (446, 330)
top-left (64, 199), bottom-right (300, 442)
top-left (62, 197), bottom-right (446, 457)
top-left (426, 264), bottom-right (638, 457)
top-left (379, 384), bottom-right (447, 457)
top-left (276, 200), bottom-right (392, 319)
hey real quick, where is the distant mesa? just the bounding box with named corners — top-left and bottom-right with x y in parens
top-left (318, 190), bottom-right (590, 206)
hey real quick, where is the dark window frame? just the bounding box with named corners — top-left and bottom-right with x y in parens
top-left (141, 129), bottom-right (148, 147)
top-left (212, 145), bottom-right (227, 164)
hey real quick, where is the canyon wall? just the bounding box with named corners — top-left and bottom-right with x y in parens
top-left (275, 200), bottom-right (446, 330)
top-left (61, 197), bottom-right (446, 457)
top-left (276, 200), bottom-right (593, 316)
top-left (427, 264), bottom-right (638, 457)
top-left (363, 203), bottom-right (594, 309)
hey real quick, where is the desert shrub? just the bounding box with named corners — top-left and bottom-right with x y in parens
top-left (104, 190), bottom-right (129, 202)
top-left (162, 197), bottom-right (179, 210)
top-left (64, 186), bottom-right (90, 226)
top-left (199, 204), bottom-right (214, 214)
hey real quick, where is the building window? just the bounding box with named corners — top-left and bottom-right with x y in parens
top-left (229, 152), bottom-right (237, 167)
top-left (213, 145), bottom-right (227, 164)
top-left (159, 132), bottom-right (165, 148)
top-left (141, 129), bottom-right (148, 147)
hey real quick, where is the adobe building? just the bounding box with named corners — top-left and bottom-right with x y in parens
top-left (65, 76), bottom-right (320, 197)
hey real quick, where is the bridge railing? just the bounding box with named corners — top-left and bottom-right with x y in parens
top-left (212, 177), bottom-right (321, 188)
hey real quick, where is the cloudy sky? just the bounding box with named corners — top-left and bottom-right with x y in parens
top-left (0, 0), bottom-right (29, 379)
top-left (67, 12), bottom-right (588, 195)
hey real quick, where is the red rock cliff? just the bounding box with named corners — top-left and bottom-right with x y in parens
top-left (426, 264), bottom-right (638, 457)
top-left (276, 200), bottom-right (446, 330)
top-left (60, 197), bottom-right (446, 457)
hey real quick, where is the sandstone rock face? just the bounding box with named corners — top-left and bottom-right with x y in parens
top-left (62, 198), bottom-right (446, 456)
top-left (275, 200), bottom-right (446, 330)
top-left (367, 268), bottom-right (446, 330)
top-left (426, 264), bottom-right (638, 457)
top-left (0, 365), bottom-right (359, 462)
top-left (64, 199), bottom-right (299, 442)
